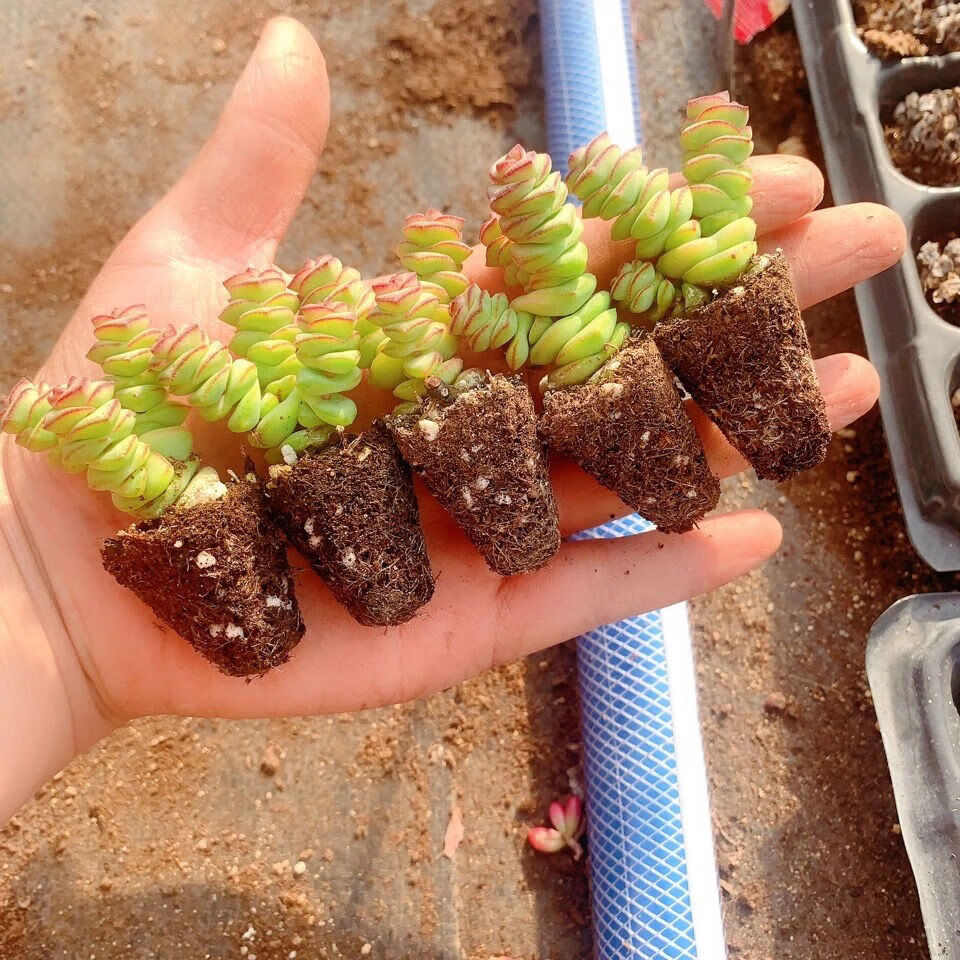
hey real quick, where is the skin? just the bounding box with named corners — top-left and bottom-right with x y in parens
top-left (0, 17), bottom-right (905, 823)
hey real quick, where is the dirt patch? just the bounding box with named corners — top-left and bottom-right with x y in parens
top-left (266, 423), bottom-right (435, 626)
top-left (917, 235), bottom-right (960, 324)
top-left (855, 0), bottom-right (960, 57)
top-left (389, 373), bottom-right (560, 575)
top-left (380, 0), bottom-right (539, 116)
top-left (885, 87), bottom-right (960, 187)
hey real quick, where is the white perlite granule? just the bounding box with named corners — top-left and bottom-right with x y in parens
top-left (195, 551), bottom-right (217, 569)
top-left (918, 238), bottom-right (960, 303)
top-left (866, 1), bottom-right (960, 51)
top-left (418, 419), bottom-right (440, 442)
top-left (600, 381), bottom-right (624, 398)
top-left (891, 87), bottom-right (960, 179)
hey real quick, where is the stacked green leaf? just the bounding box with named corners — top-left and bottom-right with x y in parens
top-left (567, 92), bottom-right (757, 322)
top-left (1, 376), bottom-right (211, 518)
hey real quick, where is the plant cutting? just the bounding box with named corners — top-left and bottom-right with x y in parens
top-left (652, 92), bottom-right (830, 481)
top-left (527, 794), bottom-right (585, 860)
top-left (89, 294), bottom-right (434, 628)
top-left (569, 92), bottom-right (830, 482)
top-left (0, 375), bottom-right (304, 677)
top-left (378, 211), bottom-right (562, 577)
top-left (451, 144), bottom-right (720, 533)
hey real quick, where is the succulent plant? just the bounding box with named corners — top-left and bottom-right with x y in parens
top-left (0, 376), bottom-right (222, 518)
top-left (84, 260), bottom-right (381, 470)
top-left (149, 324), bottom-right (264, 434)
top-left (446, 145), bottom-right (628, 388)
top-left (568, 92), bottom-right (757, 322)
top-left (289, 256), bottom-right (382, 368)
top-left (219, 268), bottom-right (302, 387)
top-left (367, 271), bottom-right (463, 408)
top-left (478, 214), bottom-right (522, 287)
top-left (87, 306), bottom-right (191, 436)
top-left (394, 209), bottom-right (472, 304)
top-left (214, 261), bottom-right (374, 460)
top-left (488, 144), bottom-right (597, 317)
top-left (527, 794), bottom-right (585, 860)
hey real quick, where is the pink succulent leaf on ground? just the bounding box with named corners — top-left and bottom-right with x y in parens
top-left (527, 794), bottom-right (585, 860)
top-left (702, 0), bottom-right (789, 43)
top-left (527, 826), bottom-right (567, 855)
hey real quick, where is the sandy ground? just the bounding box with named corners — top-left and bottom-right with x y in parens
top-left (0, 2), bottom-right (944, 958)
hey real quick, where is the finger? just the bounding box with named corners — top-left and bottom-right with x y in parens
top-left (763, 202), bottom-right (906, 310)
top-left (485, 509), bottom-right (782, 671)
top-left (143, 16), bottom-right (330, 264)
top-left (130, 509), bottom-right (778, 719)
top-left (465, 154), bottom-right (825, 293)
top-left (554, 352), bottom-right (880, 536)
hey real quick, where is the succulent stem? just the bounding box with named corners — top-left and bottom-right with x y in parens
top-left (1, 376), bottom-right (209, 518)
top-left (395, 209), bottom-right (471, 304)
top-left (368, 271), bottom-right (463, 408)
top-left (567, 91), bottom-right (757, 322)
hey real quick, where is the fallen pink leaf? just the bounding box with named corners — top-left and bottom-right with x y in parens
top-left (442, 803), bottom-right (464, 859)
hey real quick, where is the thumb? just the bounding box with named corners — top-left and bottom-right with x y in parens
top-left (145, 16), bottom-right (330, 264)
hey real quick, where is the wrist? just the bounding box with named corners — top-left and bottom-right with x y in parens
top-left (0, 437), bottom-right (117, 822)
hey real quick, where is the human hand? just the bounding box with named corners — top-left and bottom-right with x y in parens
top-left (0, 18), bottom-right (903, 814)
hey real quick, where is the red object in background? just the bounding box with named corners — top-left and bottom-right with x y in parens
top-left (704, 0), bottom-right (790, 43)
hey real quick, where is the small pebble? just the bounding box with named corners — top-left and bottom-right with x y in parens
top-left (211, 37), bottom-right (227, 54)
top-left (764, 691), bottom-right (788, 714)
top-left (418, 419), bottom-right (440, 442)
top-left (293, 860), bottom-right (307, 876)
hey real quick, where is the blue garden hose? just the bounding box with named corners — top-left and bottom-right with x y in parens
top-left (539, 2), bottom-right (728, 957)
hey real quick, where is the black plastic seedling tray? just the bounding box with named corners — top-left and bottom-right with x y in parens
top-left (793, 0), bottom-right (960, 572)
top-left (867, 595), bottom-right (960, 958)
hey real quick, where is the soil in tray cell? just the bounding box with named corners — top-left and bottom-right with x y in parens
top-left (918, 234), bottom-right (960, 324)
top-left (885, 87), bottom-right (960, 186)
top-left (855, 0), bottom-right (960, 58)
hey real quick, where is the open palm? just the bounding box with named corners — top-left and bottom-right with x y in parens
top-left (1, 18), bottom-right (903, 740)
